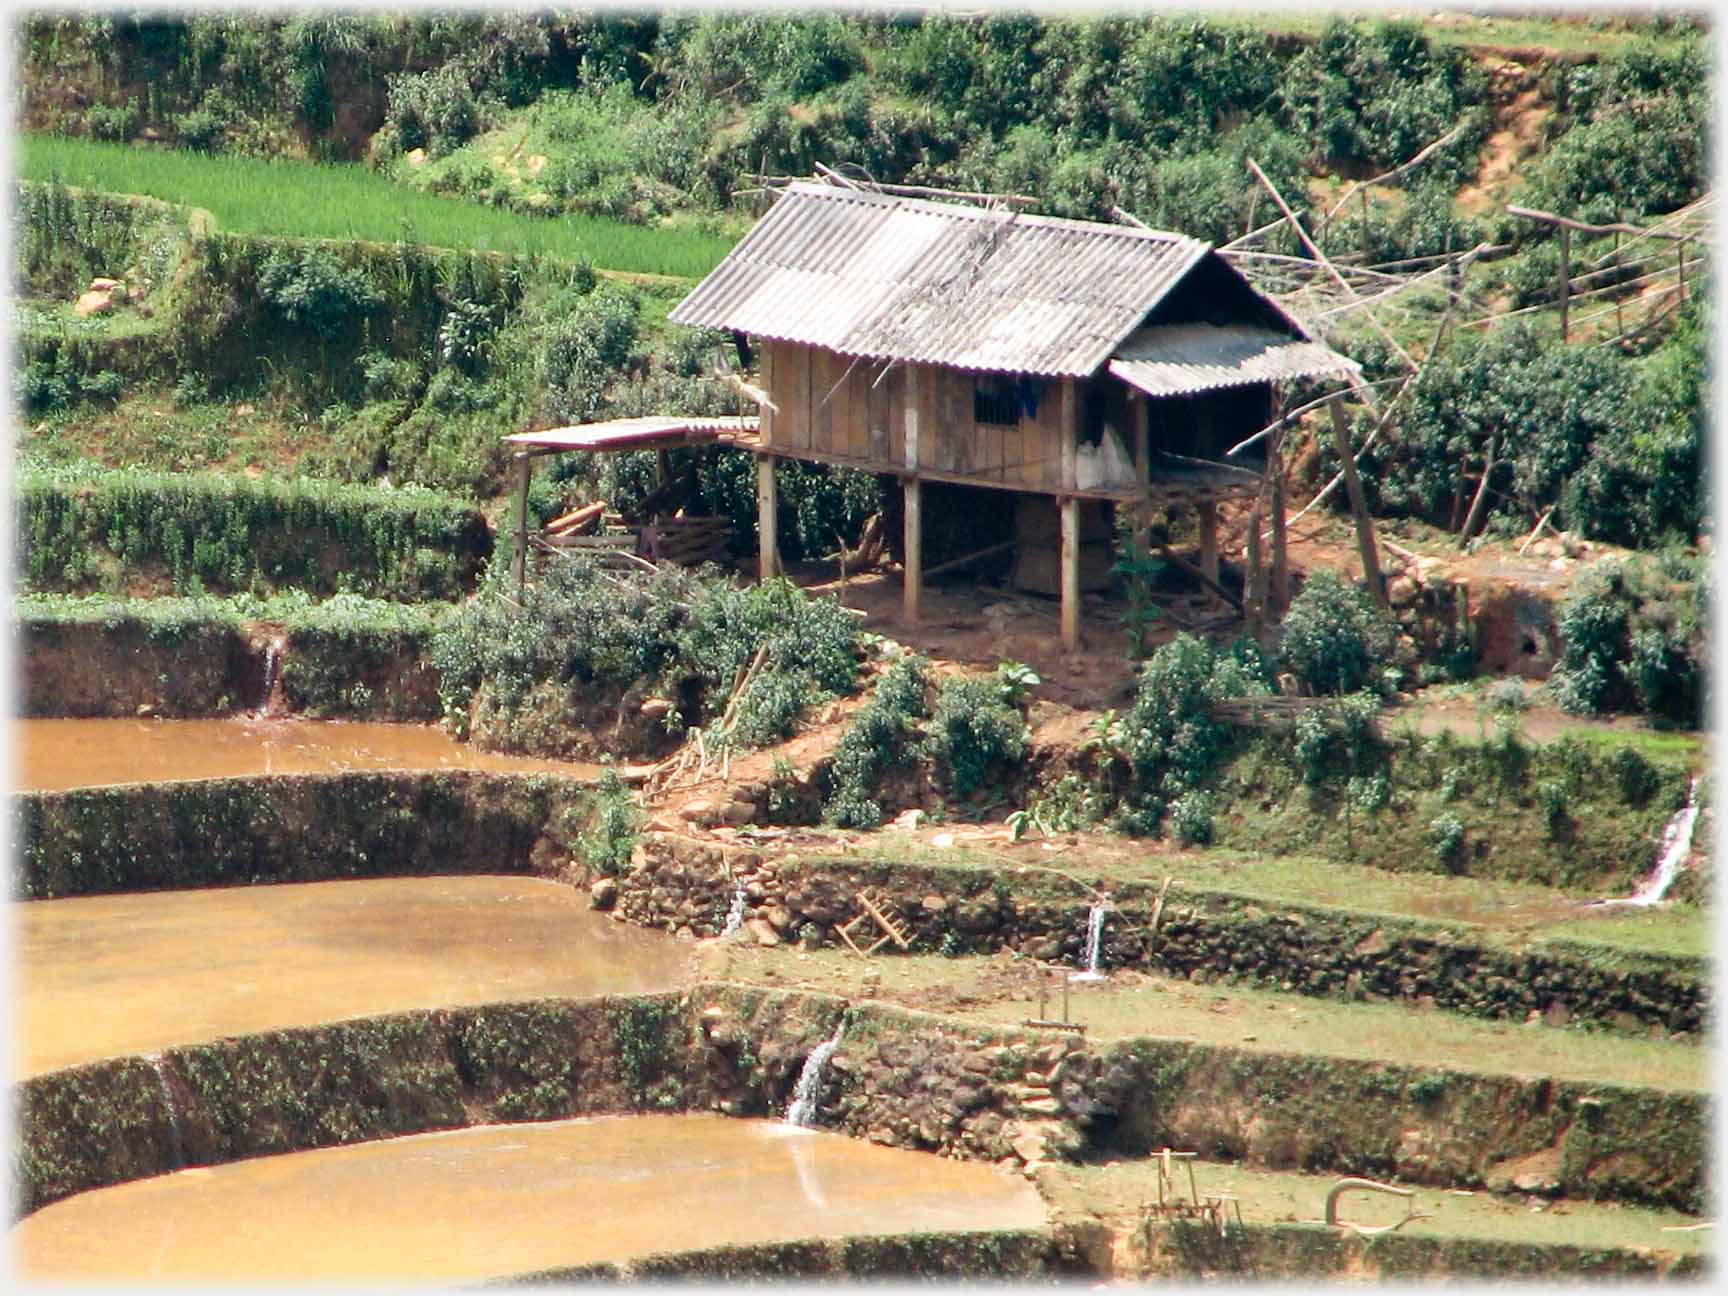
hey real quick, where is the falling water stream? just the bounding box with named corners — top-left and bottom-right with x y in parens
top-left (253, 636), bottom-right (287, 716)
top-left (721, 880), bottom-right (749, 938)
top-left (1070, 900), bottom-right (1110, 982)
top-left (1591, 778), bottom-right (1702, 909)
top-left (785, 1020), bottom-right (847, 1128)
top-left (146, 1055), bottom-right (186, 1171)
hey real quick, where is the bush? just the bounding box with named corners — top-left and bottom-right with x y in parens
top-left (1279, 570), bottom-right (1399, 696)
top-left (383, 62), bottom-right (484, 159)
top-left (1167, 789), bottom-right (1214, 845)
top-left (822, 654), bottom-right (932, 828)
top-left (540, 284), bottom-right (640, 424)
top-left (1427, 811), bottom-right (1465, 865)
top-left (577, 765), bottom-right (641, 876)
top-left (1609, 746), bottom-right (1661, 807)
top-left (1548, 558), bottom-right (1704, 726)
top-left (258, 246), bottom-right (383, 341)
top-left (925, 666), bottom-right (1033, 799)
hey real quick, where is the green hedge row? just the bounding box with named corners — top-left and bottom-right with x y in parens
top-left (16, 461), bottom-right (491, 600)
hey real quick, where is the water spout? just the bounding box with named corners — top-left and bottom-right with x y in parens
top-left (253, 635), bottom-right (287, 717)
top-left (1070, 899), bottom-right (1110, 982)
top-left (721, 879), bottom-right (748, 938)
top-left (1592, 778), bottom-right (1701, 909)
top-left (785, 1019), bottom-right (846, 1128)
top-left (148, 1054), bottom-right (186, 1170)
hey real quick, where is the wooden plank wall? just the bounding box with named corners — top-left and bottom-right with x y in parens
top-left (767, 343), bottom-right (1072, 492)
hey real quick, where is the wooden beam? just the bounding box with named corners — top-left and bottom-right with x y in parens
top-left (1326, 396), bottom-right (1387, 608)
top-left (1060, 378), bottom-right (1079, 490)
top-left (1506, 204), bottom-right (1691, 242)
top-left (511, 451), bottom-right (532, 598)
top-left (1197, 501), bottom-right (1220, 585)
top-left (756, 455), bottom-right (780, 580)
top-left (923, 539), bottom-right (1015, 581)
top-left (1060, 494), bottom-right (1081, 651)
top-left (1457, 433), bottom-right (1499, 550)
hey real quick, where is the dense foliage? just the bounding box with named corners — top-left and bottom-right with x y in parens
top-left (1278, 570), bottom-right (1401, 696)
top-left (16, 460), bottom-right (489, 600)
top-left (1549, 556), bottom-right (1706, 727)
top-left (429, 558), bottom-right (861, 754)
top-left (822, 653), bottom-right (933, 829)
top-left (1364, 316), bottom-right (1705, 547)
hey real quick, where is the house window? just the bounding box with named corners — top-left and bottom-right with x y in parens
top-left (974, 376), bottom-right (1019, 426)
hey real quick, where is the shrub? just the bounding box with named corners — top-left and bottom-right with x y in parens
top-left (926, 667), bottom-right (1032, 799)
top-left (1427, 811), bottom-right (1465, 865)
top-left (577, 765), bottom-right (642, 877)
top-left (257, 246), bottom-right (383, 340)
top-left (1609, 746), bottom-right (1661, 807)
top-left (540, 284), bottom-right (640, 424)
top-left (1167, 789), bottom-right (1214, 845)
top-left (383, 62), bottom-right (484, 159)
top-left (822, 654), bottom-right (932, 828)
top-left (1549, 558), bottom-right (1704, 726)
top-left (1279, 570), bottom-right (1399, 696)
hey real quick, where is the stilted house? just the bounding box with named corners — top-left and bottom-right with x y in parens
top-left (534, 178), bottom-right (1350, 650)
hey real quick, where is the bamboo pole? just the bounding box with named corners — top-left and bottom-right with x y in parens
top-left (511, 451), bottom-right (532, 599)
top-left (1327, 397), bottom-right (1386, 608)
top-left (1458, 434), bottom-right (1500, 549)
top-left (757, 456), bottom-right (780, 580)
top-left (1558, 225), bottom-right (1570, 341)
top-left (1245, 157), bottom-right (1418, 373)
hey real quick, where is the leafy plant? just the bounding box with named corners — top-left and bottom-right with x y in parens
top-left (577, 765), bottom-right (641, 877)
top-left (1279, 570), bottom-right (1399, 696)
top-left (821, 654), bottom-right (931, 829)
top-left (925, 666), bottom-right (1033, 799)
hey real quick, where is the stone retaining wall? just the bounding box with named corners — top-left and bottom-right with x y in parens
top-left (619, 833), bottom-right (1706, 1039)
top-left (14, 772), bottom-right (587, 899)
top-left (17, 987), bottom-right (1706, 1228)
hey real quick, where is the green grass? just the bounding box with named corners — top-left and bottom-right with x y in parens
top-left (1210, 10), bottom-right (1699, 57)
top-left (19, 134), bottom-right (734, 279)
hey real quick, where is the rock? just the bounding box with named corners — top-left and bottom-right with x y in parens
top-left (721, 799), bottom-right (755, 826)
top-left (406, 148), bottom-right (428, 167)
top-left (1388, 575), bottom-right (1419, 608)
top-left (931, 832), bottom-right (955, 848)
top-left (640, 698), bottom-right (674, 720)
top-left (764, 904), bottom-right (794, 934)
top-left (891, 808), bottom-right (925, 831)
top-left (589, 877), bottom-right (618, 910)
top-left (1543, 1001), bottom-right (1571, 1028)
top-left (681, 798), bottom-right (719, 826)
top-left (921, 895), bottom-right (949, 914)
top-left (73, 290), bottom-right (115, 318)
top-left (746, 918), bottom-right (781, 948)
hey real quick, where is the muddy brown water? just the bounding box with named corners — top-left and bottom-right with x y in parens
top-left (12, 717), bottom-right (602, 792)
top-left (17, 876), bottom-right (692, 1078)
top-left (13, 1113), bottom-right (1047, 1282)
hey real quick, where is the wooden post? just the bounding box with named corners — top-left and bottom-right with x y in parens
top-left (903, 364), bottom-right (922, 625)
top-left (1060, 495), bottom-right (1080, 651)
top-left (1677, 237), bottom-right (1688, 306)
top-left (1197, 501), bottom-right (1220, 585)
top-left (1133, 391), bottom-right (1152, 548)
top-left (1245, 502), bottom-right (1265, 638)
top-left (1614, 231), bottom-right (1624, 336)
top-left (1270, 427), bottom-right (1289, 613)
top-left (1359, 188), bottom-right (1370, 262)
top-left (1457, 434), bottom-right (1499, 549)
top-left (756, 455), bottom-right (780, 580)
top-left (511, 451), bottom-right (531, 599)
top-left (1327, 396), bottom-right (1387, 608)
top-left (1059, 378), bottom-right (1081, 651)
top-left (1558, 226), bottom-right (1573, 332)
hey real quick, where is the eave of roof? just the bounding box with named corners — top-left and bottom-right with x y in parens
top-left (1109, 323), bottom-right (1362, 398)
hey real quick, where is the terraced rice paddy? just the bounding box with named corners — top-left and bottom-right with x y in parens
top-left (19, 134), bottom-right (733, 278)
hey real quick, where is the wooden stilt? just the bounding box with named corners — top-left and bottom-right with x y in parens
top-left (904, 477), bottom-right (922, 625)
top-left (1133, 392), bottom-right (1153, 549)
top-left (511, 451), bottom-right (532, 598)
top-left (1060, 494), bottom-right (1081, 651)
top-left (1197, 500), bottom-right (1220, 585)
top-left (1270, 427), bottom-right (1289, 613)
top-left (1059, 377), bottom-right (1082, 651)
top-left (903, 364), bottom-right (922, 625)
top-left (756, 454), bottom-right (780, 580)
top-left (1245, 502), bottom-right (1265, 638)
top-left (1327, 397), bottom-right (1387, 608)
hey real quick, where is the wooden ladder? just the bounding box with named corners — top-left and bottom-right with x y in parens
top-left (836, 888), bottom-right (913, 957)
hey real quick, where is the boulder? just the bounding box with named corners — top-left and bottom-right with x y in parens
top-left (589, 877), bottom-right (618, 910)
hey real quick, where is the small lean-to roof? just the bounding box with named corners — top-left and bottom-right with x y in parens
top-left (670, 182), bottom-right (1211, 379)
top-left (503, 416), bottom-right (758, 454)
top-left (1109, 323), bottom-right (1362, 398)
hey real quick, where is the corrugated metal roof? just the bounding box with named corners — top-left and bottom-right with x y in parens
top-left (1108, 323), bottom-right (1361, 398)
top-left (671, 182), bottom-right (1210, 378)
